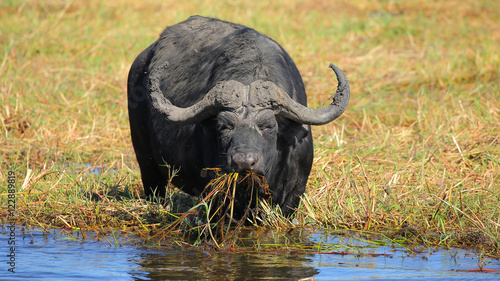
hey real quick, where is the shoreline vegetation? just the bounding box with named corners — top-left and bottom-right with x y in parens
top-left (1, 0), bottom-right (499, 257)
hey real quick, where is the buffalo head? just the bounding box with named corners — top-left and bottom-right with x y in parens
top-left (148, 63), bottom-right (350, 180)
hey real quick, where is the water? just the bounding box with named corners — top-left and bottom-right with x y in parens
top-left (1, 226), bottom-right (499, 280)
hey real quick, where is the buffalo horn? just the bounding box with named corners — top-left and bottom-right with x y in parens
top-left (260, 63), bottom-right (350, 125)
top-left (149, 65), bottom-right (247, 124)
top-left (150, 63), bottom-right (350, 126)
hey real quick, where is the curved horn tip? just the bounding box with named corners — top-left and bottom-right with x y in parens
top-left (328, 63), bottom-right (349, 89)
top-left (328, 63), bottom-right (346, 77)
top-left (328, 63), bottom-right (338, 72)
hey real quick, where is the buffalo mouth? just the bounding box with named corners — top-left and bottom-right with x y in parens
top-left (204, 167), bottom-right (267, 186)
top-left (202, 167), bottom-right (270, 196)
top-left (200, 167), bottom-right (271, 221)
top-left (226, 166), bottom-right (265, 177)
top-left (227, 151), bottom-right (265, 174)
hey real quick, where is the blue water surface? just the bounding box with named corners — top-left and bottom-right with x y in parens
top-left (1, 225), bottom-right (499, 280)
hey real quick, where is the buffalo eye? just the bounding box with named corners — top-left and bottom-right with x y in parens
top-left (217, 121), bottom-right (234, 133)
top-left (258, 122), bottom-right (276, 133)
top-left (221, 124), bottom-right (233, 131)
top-left (217, 112), bottom-right (238, 133)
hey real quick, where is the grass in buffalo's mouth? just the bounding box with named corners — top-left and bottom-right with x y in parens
top-left (1, 0), bottom-right (500, 257)
top-left (146, 168), bottom-right (284, 248)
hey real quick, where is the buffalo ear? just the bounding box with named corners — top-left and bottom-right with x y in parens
top-left (278, 117), bottom-right (310, 146)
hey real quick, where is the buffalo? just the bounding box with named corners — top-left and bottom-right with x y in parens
top-left (127, 16), bottom-right (350, 218)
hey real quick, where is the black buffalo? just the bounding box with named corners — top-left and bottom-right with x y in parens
top-left (127, 16), bottom-right (350, 217)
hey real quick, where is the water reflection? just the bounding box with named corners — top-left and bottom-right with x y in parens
top-left (1, 225), bottom-right (499, 280)
top-left (137, 249), bottom-right (318, 280)
top-left (136, 227), bottom-right (319, 280)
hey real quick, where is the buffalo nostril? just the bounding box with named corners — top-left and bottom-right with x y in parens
top-left (232, 153), bottom-right (259, 171)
